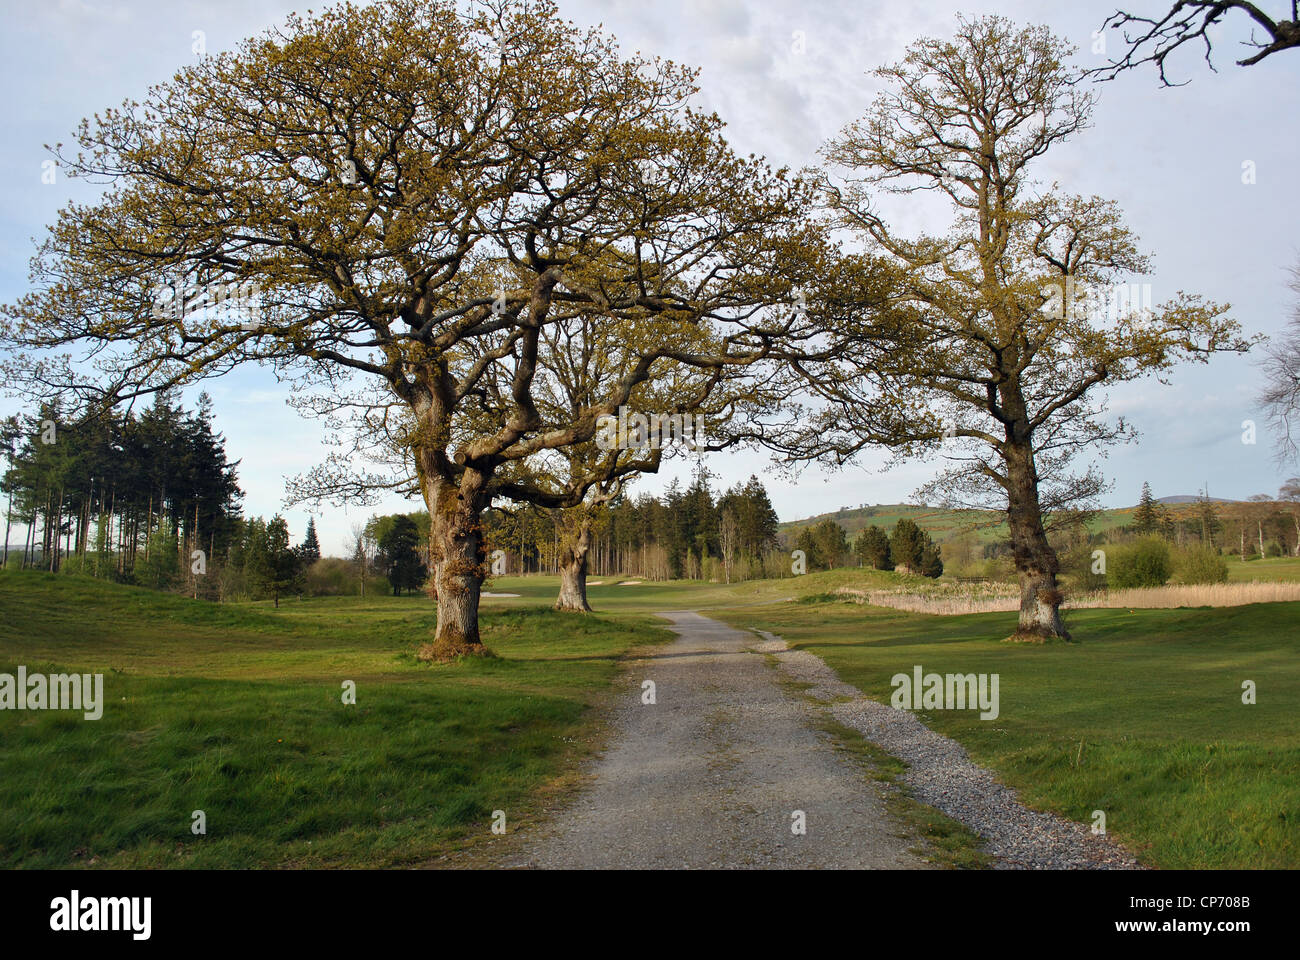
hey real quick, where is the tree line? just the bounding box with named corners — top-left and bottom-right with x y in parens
top-left (357, 472), bottom-right (787, 606)
top-left (1129, 481), bottom-right (1300, 558)
top-left (1, 393), bottom-right (240, 577)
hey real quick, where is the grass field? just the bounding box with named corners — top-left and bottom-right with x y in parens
top-left (1226, 555), bottom-right (1300, 582)
top-left (3, 565), bottom-right (1297, 869)
top-left (0, 571), bottom-right (673, 868)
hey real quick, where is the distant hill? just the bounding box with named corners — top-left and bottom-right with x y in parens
top-left (779, 498), bottom-right (1224, 544)
top-left (778, 504), bottom-right (1006, 544)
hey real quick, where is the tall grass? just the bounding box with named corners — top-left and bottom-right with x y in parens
top-left (1069, 581), bottom-right (1300, 609)
top-left (834, 580), bottom-right (1300, 614)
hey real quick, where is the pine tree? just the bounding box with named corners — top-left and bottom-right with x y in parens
top-left (1196, 491), bottom-right (1220, 548)
top-left (854, 525), bottom-right (893, 570)
top-left (813, 519), bottom-right (848, 569)
top-left (298, 516), bottom-right (321, 566)
top-left (264, 515), bottom-right (300, 608)
top-left (377, 515), bottom-right (426, 596)
top-left (918, 541), bottom-right (944, 578)
top-left (890, 519), bottom-right (926, 573)
top-left (889, 518), bottom-right (943, 577)
top-left (1133, 482), bottom-right (1163, 536)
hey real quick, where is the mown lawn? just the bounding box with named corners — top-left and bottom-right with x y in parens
top-left (1226, 555), bottom-right (1300, 582)
top-left (0, 571), bottom-right (672, 868)
top-left (712, 596), bottom-right (1300, 869)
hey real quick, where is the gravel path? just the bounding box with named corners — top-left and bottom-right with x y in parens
top-left (754, 630), bottom-right (1142, 870)
top-left (522, 611), bottom-right (930, 869)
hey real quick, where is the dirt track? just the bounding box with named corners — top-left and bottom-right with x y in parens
top-left (520, 611), bottom-right (929, 869)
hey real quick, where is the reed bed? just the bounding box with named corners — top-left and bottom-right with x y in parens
top-left (833, 580), bottom-right (1300, 615)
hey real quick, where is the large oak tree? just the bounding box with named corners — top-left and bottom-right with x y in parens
top-left (764, 16), bottom-right (1249, 640)
top-left (1, 0), bottom-right (823, 655)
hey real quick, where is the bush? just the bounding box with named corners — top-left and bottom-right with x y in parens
top-left (1173, 546), bottom-right (1228, 585)
top-left (982, 556), bottom-right (1016, 583)
top-left (1266, 541), bottom-right (1284, 558)
top-left (133, 530), bottom-right (180, 590)
top-left (1108, 538), bottom-right (1172, 589)
top-left (304, 557), bottom-right (359, 596)
top-left (58, 554), bottom-right (92, 577)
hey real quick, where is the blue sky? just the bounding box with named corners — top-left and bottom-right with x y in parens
top-left (2, 0), bottom-right (1297, 554)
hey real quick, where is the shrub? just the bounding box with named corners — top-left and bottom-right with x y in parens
top-left (982, 556), bottom-right (1016, 583)
top-left (58, 554), bottom-right (91, 577)
top-left (304, 557), bottom-right (359, 596)
top-left (1266, 541), bottom-right (1284, 558)
top-left (1173, 546), bottom-right (1228, 585)
top-left (1108, 538), bottom-right (1171, 589)
top-left (133, 530), bottom-right (180, 590)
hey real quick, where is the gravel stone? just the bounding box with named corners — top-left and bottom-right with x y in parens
top-left (761, 628), bottom-right (1142, 870)
top-left (522, 612), bottom-right (930, 869)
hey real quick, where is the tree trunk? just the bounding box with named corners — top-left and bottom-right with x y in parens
top-left (2, 489), bottom-right (12, 569)
top-left (423, 468), bottom-right (491, 658)
top-left (1004, 436), bottom-right (1070, 641)
top-left (555, 518), bottom-right (593, 613)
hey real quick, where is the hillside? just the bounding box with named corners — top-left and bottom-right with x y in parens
top-left (778, 499), bottom-right (1214, 545)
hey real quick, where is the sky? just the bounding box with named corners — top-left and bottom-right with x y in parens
top-left (1, 0), bottom-right (1297, 555)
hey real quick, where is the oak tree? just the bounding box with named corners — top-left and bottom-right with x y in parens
top-left (1, 0), bottom-right (821, 656)
top-left (769, 16), bottom-right (1248, 639)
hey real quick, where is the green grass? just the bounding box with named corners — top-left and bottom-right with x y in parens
top-left (710, 595), bottom-right (1300, 869)
top-left (5, 563), bottom-right (1298, 869)
top-left (0, 570), bottom-right (673, 868)
top-left (1226, 555), bottom-right (1300, 582)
